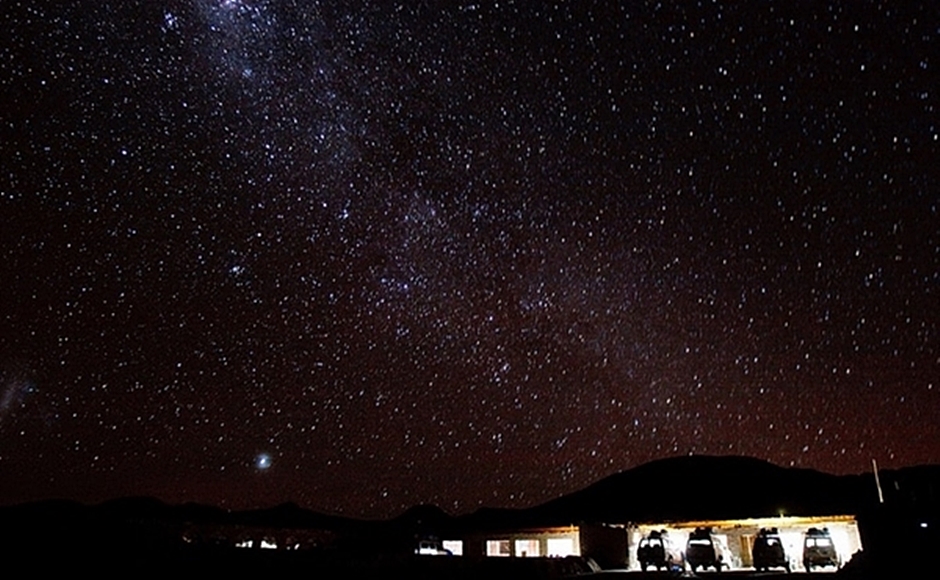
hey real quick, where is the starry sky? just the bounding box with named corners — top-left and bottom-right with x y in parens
top-left (1, 1), bottom-right (937, 519)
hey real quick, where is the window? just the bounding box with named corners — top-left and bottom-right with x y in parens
top-left (487, 540), bottom-right (511, 557)
top-left (515, 539), bottom-right (540, 557)
top-left (547, 537), bottom-right (576, 557)
top-left (806, 537), bottom-right (832, 547)
top-left (443, 540), bottom-right (463, 556)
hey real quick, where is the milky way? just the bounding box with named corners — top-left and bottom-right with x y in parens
top-left (1, 1), bottom-right (937, 518)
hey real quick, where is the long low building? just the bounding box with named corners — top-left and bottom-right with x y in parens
top-left (432, 514), bottom-right (861, 573)
top-left (628, 514), bottom-right (862, 571)
top-left (442, 523), bottom-right (628, 568)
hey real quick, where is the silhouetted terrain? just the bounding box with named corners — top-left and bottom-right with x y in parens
top-left (529, 455), bottom-right (919, 521)
top-left (1, 455), bottom-right (937, 577)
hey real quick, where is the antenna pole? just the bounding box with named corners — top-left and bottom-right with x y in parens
top-left (872, 458), bottom-right (884, 504)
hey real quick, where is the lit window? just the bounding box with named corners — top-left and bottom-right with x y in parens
top-left (547, 538), bottom-right (576, 557)
top-left (443, 540), bottom-right (463, 555)
top-left (515, 539), bottom-right (540, 557)
top-left (487, 540), bottom-right (511, 557)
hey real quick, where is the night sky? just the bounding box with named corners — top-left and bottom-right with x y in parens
top-left (1, 1), bottom-right (937, 520)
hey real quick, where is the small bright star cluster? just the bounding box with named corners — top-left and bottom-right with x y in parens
top-left (1, 1), bottom-right (937, 518)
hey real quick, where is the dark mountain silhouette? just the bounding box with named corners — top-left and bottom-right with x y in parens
top-left (390, 503), bottom-right (455, 534)
top-left (453, 455), bottom-right (939, 531)
top-left (2, 455), bottom-right (937, 538)
top-left (1, 455), bottom-right (936, 578)
top-left (236, 501), bottom-right (368, 533)
top-left (525, 455), bottom-right (873, 525)
top-left (97, 496), bottom-right (173, 520)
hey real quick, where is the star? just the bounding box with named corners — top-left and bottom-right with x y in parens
top-left (255, 453), bottom-right (272, 471)
top-left (0, 0), bottom-right (936, 519)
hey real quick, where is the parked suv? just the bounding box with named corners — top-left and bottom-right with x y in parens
top-left (803, 527), bottom-right (839, 571)
top-left (752, 527), bottom-right (790, 572)
top-left (637, 530), bottom-right (684, 572)
top-left (686, 527), bottom-right (731, 573)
